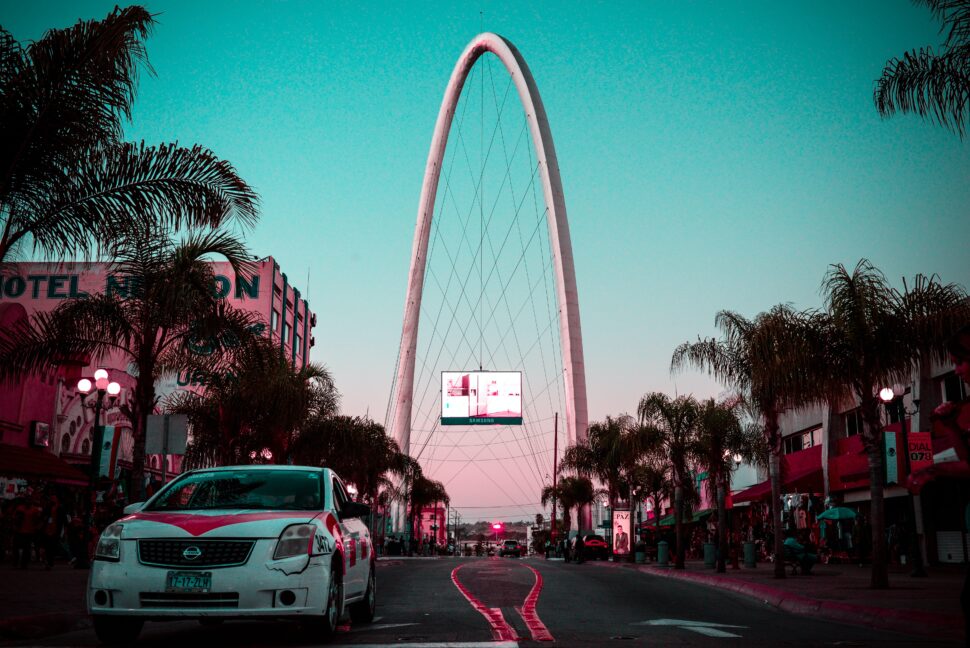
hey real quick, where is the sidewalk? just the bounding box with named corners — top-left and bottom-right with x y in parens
top-left (0, 561), bottom-right (90, 642)
top-left (592, 558), bottom-right (965, 641)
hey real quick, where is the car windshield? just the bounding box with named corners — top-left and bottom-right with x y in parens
top-left (146, 469), bottom-right (324, 511)
top-left (504, 540), bottom-right (518, 546)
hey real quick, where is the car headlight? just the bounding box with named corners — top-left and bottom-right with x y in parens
top-left (274, 524), bottom-right (315, 560)
top-left (94, 523), bottom-right (124, 562)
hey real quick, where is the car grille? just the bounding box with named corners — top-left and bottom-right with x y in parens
top-left (139, 592), bottom-right (239, 608)
top-left (138, 539), bottom-right (255, 568)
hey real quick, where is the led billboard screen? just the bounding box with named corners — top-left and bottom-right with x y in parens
top-left (441, 371), bottom-right (523, 425)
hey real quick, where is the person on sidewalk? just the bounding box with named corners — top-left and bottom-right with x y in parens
top-left (574, 534), bottom-right (585, 564)
top-left (783, 530), bottom-right (816, 574)
top-left (41, 493), bottom-right (62, 570)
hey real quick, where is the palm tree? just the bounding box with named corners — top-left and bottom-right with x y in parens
top-left (174, 336), bottom-right (337, 468)
top-left (408, 475), bottom-right (449, 549)
top-left (693, 398), bottom-right (762, 573)
top-left (636, 393), bottom-right (700, 569)
top-left (803, 260), bottom-right (968, 588)
top-left (560, 415), bottom-right (639, 512)
top-left (672, 306), bottom-right (813, 578)
top-left (627, 460), bottom-right (671, 535)
top-left (875, 0), bottom-right (970, 137)
top-left (542, 475), bottom-right (594, 538)
top-left (0, 7), bottom-right (259, 265)
top-left (0, 225), bottom-right (259, 497)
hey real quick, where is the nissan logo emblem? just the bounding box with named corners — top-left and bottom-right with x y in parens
top-left (182, 546), bottom-right (203, 561)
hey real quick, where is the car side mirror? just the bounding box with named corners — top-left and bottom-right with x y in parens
top-left (342, 501), bottom-right (371, 520)
top-left (123, 501), bottom-right (145, 515)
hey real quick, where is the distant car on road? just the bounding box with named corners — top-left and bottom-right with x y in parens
top-left (499, 539), bottom-right (523, 557)
top-left (87, 466), bottom-right (376, 645)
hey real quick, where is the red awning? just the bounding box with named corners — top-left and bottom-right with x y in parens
top-left (906, 461), bottom-right (970, 495)
top-left (733, 445), bottom-right (823, 504)
top-left (0, 444), bottom-right (88, 486)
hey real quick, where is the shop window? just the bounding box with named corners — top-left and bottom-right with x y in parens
top-left (782, 435), bottom-right (802, 454)
top-left (844, 408), bottom-right (863, 437)
top-left (941, 372), bottom-right (967, 403)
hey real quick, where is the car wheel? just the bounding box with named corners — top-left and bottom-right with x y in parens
top-left (92, 616), bottom-right (144, 645)
top-left (304, 563), bottom-right (342, 640)
top-left (349, 565), bottom-right (377, 623)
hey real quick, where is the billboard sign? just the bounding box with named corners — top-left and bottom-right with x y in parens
top-left (441, 371), bottom-right (522, 425)
top-left (612, 509), bottom-right (632, 555)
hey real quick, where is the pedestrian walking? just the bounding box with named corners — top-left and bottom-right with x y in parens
top-left (41, 493), bottom-right (63, 569)
top-left (574, 534), bottom-right (585, 564)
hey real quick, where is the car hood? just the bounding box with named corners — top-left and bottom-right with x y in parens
top-left (117, 510), bottom-right (320, 539)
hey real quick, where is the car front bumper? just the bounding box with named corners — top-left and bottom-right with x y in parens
top-left (88, 539), bottom-right (333, 618)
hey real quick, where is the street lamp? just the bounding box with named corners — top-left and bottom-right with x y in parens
top-left (879, 385), bottom-right (926, 577)
top-left (77, 370), bottom-right (121, 528)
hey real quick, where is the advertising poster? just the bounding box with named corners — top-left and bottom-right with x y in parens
top-left (612, 509), bottom-right (632, 555)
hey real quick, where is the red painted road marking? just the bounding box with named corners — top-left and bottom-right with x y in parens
top-left (516, 563), bottom-right (554, 641)
top-left (450, 564), bottom-right (518, 642)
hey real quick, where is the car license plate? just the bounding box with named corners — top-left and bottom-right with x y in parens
top-left (166, 571), bottom-right (212, 593)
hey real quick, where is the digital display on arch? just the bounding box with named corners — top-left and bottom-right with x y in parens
top-left (441, 371), bottom-right (522, 425)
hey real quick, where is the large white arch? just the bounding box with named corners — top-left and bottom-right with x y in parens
top-left (391, 32), bottom-right (588, 466)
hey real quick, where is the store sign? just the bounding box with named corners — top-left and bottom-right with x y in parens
top-left (907, 431), bottom-right (934, 473)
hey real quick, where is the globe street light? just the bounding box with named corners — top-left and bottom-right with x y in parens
top-left (77, 371), bottom-right (121, 487)
top-left (879, 386), bottom-right (926, 577)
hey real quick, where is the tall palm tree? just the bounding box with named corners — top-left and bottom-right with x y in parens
top-left (627, 460), bottom-right (671, 535)
top-left (0, 7), bottom-right (259, 264)
top-left (672, 306), bottom-right (813, 578)
top-left (636, 393), bottom-right (700, 569)
top-left (0, 225), bottom-right (258, 496)
top-left (174, 336), bottom-right (337, 468)
top-left (875, 0), bottom-right (970, 137)
top-left (408, 475), bottom-right (449, 548)
top-left (803, 260), bottom-right (968, 588)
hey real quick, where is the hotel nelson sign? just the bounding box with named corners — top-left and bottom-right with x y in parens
top-left (0, 272), bottom-right (260, 301)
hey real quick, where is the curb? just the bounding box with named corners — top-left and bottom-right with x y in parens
top-left (591, 561), bottom-right (964, 641)
top-left (0, 611), bottom-right (90, 642)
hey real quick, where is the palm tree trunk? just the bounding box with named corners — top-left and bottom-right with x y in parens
top-left (716, 476), bottom-right (727, 573)
top-left (767, 415), bottom-right (785, 579)
top-left (862, 402), bottom-right (890, 589)
top-left (674, 479), bottom-right (685, 570)
top-left (769, 449), bottom-right (785, 578)
top-left (131, 369), bottom-right (156, 501)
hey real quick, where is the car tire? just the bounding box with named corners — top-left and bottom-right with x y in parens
top-left (349, 565), bottom-right (376, 624)
top-left (304, 563), bottom-right (343, 640)
top-left (92, 616), bottom-right (144, 645)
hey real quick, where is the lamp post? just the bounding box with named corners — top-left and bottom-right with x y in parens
top-left (879, 386), bottom-right (927, 577)
top-left (77, 370), bottom-right (121, 487)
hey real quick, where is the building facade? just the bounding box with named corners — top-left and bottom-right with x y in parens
top-left (0, 257), bottom-right (315, 487)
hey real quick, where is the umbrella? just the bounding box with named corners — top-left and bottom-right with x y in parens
top-left (817, 507), bottom-right (856, 521)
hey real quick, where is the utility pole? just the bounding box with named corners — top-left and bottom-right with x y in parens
top-left (551, 412), bottom-right (559, 542)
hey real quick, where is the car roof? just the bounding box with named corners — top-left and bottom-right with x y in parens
top-left (186, 465), bottom-right (328, 472)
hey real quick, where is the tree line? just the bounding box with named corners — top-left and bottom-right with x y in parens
top-left (546, 260), bottom-right (967, 588)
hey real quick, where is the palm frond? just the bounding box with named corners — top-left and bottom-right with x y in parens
top-left (875, 45), bottom-right (970, 137)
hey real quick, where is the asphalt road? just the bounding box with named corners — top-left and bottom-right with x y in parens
top-left (18, 556), bottom-right (958, 647)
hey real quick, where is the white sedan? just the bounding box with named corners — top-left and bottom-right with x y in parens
top-left (88, 465), bottom-right (376, 644)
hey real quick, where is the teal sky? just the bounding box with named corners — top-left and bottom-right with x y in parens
top-left (4, 1), bottom-right (969, 516)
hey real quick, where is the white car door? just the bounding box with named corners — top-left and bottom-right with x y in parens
top-left (332, 478), bottom-right (367, 598)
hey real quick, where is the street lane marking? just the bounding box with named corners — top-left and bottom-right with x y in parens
top-left (332, 641), bottom-right (519, 648)
top-left (349, 622), bottom-right (420, 632)
top-left (516, 564), bottom-right (554, 642)
top-left (633, 618), bottom-right (746, 639)
top-left (450, 564), bottom-right (518, 641)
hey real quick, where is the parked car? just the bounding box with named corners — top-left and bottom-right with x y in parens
top-left (573, 534), bottom-right (609, 560)
top-left (499, 539), bottom-right (522, 557)
top-left (87, 466), bottom-right (376, 645)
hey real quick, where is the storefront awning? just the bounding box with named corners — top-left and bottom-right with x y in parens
top-left (733, 445), bottom-right (823, 504)
top-left (657, 509), bottom-right (712, 527)
top-left (906, 460), bottom-right (970, 495)
top-left (0, 443), bottom-right (89, 486)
